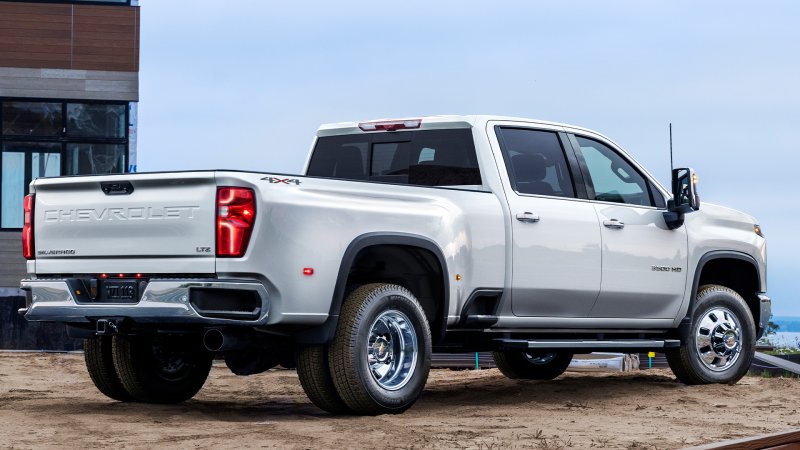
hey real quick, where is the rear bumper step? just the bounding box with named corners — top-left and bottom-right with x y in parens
top-left (19, 278), bottom-right (270, 326)
top-left (494, 338), bottom-right (681, 351)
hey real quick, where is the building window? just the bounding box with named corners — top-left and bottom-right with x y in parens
top-left (67, 104), bottom-right (126, 138)
top-left (66, 143), bottom-right (126, 175)
top-left (0, 99), bottom-right (129, 229)
top-left (2, 102), bottom-right (62, 137)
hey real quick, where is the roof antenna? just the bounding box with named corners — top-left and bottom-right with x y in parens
top-left (669, 123), bottom-right (674, 172)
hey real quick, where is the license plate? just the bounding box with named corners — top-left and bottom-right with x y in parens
top-left (103, 280), bottom-right (138, 302)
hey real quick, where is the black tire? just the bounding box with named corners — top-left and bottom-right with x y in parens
top-left (296, 345), bottom-right (352, 414)
top-left (224, 349), bottom-right (280, 376)
top-left (492, 350), bottom-right (573, 380)
top-left (83, 336), bottom-right (133, 402)
top-left (666, 284), bottom-right (756, 385)
top-left (112, 334), bottom-right (214, 403)
top-left (329, 283), bottom-right (432, 415)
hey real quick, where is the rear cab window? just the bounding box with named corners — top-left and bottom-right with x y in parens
top-left (306, 129), bottom-right (482, 188)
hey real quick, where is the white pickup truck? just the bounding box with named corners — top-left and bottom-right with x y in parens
top-left (19, 115), bottom-right (770, 415)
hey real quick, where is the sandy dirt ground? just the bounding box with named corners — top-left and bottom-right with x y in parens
top-left (0, 352), bottom-right (798, 449)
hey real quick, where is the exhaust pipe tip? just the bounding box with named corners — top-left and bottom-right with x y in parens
top-left (203, 328), bottom-right (226, 352)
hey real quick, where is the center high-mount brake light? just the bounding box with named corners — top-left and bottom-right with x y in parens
top-left (22, 194), bottom-right (35, 260)
top-left (358, 119), bottom-right (421, 132)
top-left (217, 187), bottom-right (256, 257)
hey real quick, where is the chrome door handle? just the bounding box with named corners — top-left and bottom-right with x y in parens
top-left (516, 212), bottom-right (541, 223)
top-left (603, 219), bottom-right (625, 229)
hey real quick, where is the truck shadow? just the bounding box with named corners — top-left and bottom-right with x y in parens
top-left (414, 370), bottom-right (683, 412)
top-left (22, 370), bottom-right (689, 422)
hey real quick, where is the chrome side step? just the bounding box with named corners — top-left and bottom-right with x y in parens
top-left (494, 338), bottom-right (681, 351)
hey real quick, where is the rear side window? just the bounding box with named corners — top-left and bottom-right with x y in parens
top-left (306, 129), bottom-right (481, 187)
top-left (495, 127), bottom-right (576, 198)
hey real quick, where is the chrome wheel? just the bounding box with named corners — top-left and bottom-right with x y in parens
top-left (367, 310), bottom-right (418, 391)
top-left (695, 307), bottom-right (742, 372)
top-left (522, 352), bottom-right (557, 365)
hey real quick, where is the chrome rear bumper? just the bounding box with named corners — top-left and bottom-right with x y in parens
top-left (20, 278), bottom-right (270, 326)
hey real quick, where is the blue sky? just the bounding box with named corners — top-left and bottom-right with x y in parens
top-left (138, 1), bottom-right (800, 316)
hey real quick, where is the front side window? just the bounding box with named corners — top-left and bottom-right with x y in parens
top-left (575, 136), bottom-right (652, 206)
top-left (495, 127), bottom-right (575, 198)
top-left (307, 129), bottom-right (482, 187)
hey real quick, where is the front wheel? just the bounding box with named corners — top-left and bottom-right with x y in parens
top-left (329, 283), bottom-right (432, 415)
top-left (112, 334), bottom-right (214, 403)
top-left (666, 284), bottom-right (756, 385)
top-left (492, 351), bottom-right (573, 380)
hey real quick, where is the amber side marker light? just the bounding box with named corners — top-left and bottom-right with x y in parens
top-left (754, 224), bottom-right (764, 238)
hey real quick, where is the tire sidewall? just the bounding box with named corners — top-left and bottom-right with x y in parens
top-left (118, 334), bottom-right (213, 403)
top-left (495, 350), bottom-right (573, 380)
top-left (685, 287), bottom-right (756, 383)
top-left (351, 287), bottom-right (432, 412)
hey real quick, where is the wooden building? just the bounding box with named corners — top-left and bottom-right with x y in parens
top-left (0, 0), bottom-right (140, 348)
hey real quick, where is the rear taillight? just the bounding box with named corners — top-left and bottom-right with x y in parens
top-left (22, 194), bottom-right (35, 260)
top-left (216, 187), bottom-right (256, 257)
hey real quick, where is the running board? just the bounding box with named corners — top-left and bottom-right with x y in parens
top-left (493, 338), bottom-right (681, 351)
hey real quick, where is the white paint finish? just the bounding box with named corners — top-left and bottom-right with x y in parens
top-left (31, 172), bottom-right (216, 274)
top-left (214, 171), bottom-right (506, 324)
top-left (590, 203), bottom-right (688, 319)
top-left (673, 202), bottom-right (767, 326)
top-left (483, 119), bottom-right (602, 319)
top-left (508, 194), bottom-right (601, 317)
top-left (22, 115), bottom-right (767, 331)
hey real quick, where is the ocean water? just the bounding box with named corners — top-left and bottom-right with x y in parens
top-left (768, 332), bottom-right (800, 349)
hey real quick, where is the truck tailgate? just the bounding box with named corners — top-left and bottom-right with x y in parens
top-left (31, 172), bottom-right (216, 274)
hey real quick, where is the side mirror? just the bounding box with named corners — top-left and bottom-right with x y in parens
top-left (672, 167), bottom-right (700, 211)
top-left (663, 167), bottom-right (699, 230)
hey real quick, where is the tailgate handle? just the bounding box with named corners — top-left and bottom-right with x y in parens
top-left (100, 181), bottom-right (134, 195)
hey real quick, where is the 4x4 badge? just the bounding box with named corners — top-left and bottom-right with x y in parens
top-left (262, 176), bottom-right (301, 185)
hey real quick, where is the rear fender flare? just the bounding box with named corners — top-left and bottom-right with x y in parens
top-left (295, 232), bottom-right (450, 345)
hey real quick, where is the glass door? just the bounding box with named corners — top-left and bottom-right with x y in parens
top-left (0, 142), bottom-right (61, 228)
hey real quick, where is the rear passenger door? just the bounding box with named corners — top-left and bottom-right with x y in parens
top-left (567, 133), bottom-right (688, 319)
top-left (493, 125), bottom-right (602, 318)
